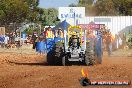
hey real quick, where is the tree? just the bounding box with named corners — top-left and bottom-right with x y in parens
top-left (77, 0), bottom-right (132, 16)
top-left (78, 0), bottom-right (95, 16)
top-left (111, 0), bottom-right (132, 15)
top-left (41, 8), bottom-right (60, 26)
top-left (93, 0), bottom-right (132, 16)
top-left (25, 0), bottom-right (40, 23)
top-left (24, 25), bottom-right (40, 35)
top-left (0, 0), bottom-right (30, 25)
top-left (69, 3), bottom-right (77, 7)
top-left (0, 0), bottom-right (41, 33)
top-left (93, 0), bottom-right (118, 16)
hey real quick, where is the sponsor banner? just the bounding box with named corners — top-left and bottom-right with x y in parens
top-left (78, 24), bottom-right (105, 29)
top-left (58, 7), bottom-right (85, 20)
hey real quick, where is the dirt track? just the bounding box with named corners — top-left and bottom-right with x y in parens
top-left (0, 49), bottom-right (132, 88)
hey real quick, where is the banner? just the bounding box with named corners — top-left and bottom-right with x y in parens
top-left (58, 7), bottom-right (85, 20)
top-left (78, 24), bottom-right (105, 29)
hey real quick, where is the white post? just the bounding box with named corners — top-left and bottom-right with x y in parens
top-left (74, 11), bottom-right (76, 26)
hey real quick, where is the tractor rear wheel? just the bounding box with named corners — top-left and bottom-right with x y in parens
top-left (47, 50), bottom-right (55, 65)
top-left (54, 41), bottom-right (65, 65)
top-left (46, 41), bottom-right (64, 65)
top-left (85, 50), bottom-right (95, 65)
top-left (85, 43), bottom-right (96, 66)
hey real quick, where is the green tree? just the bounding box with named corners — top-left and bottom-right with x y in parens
top-left (78, 0), bottom-right (94, 6)
top-left (24, 26), bottom-right (40, 35)
top-left (93, 0), bottom-right (132, 16)
top-left (93, 0), bottom-right (118, 16)
top-left (112, 0), bottom-right (132, 15)
top-left (69, 3), bottom-right (77, 7)
top-left (25, 0), bottom-right (40, 23)
top-left (0, 0), bottom-right (30, 25)
top-left (77, 0), bottom-right (132, 16)
top-left (78, 0), bottom-right (94, 16)
top-left (0, 0), bottom-right (41, 33)
top-left (41, 8), bottom-right (60, 26)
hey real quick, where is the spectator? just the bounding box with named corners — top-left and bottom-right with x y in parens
top-left (106, 32), bottom-right (113, 56)
top-left (26, 35), bottom-right (31, 44)
top-left (46, 27), bottom-right (54, 38)
top-left (55, 28), bottom-right (63, 38)
top-left (0, 35), bottom-right (5, 48)
top-left (32, 34), bottom-right (37, 49)
top-left (4, 35), bottom-right (9, 48)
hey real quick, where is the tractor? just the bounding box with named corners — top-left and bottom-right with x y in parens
top-left (46, 25), bottom-right (96, 66)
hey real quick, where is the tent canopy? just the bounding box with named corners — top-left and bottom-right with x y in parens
top-left (53, 20), bottom-right (71, 31)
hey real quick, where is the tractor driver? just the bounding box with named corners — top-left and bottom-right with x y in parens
top-left (69, 34), bottom-right (80, 49)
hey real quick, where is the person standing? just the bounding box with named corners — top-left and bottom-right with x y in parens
top-left (106, 32), bottom-right (113, 56)
top-left (56, 28), bottom-right (63, 38)
top-left (46, 27), bottom-right (54, 38)
top-left (0, 35), bottom-right (5, 48)
top-left (4, 35), bottom-right (9, 48)
top-left (32, 34), bottom-right (37, 49)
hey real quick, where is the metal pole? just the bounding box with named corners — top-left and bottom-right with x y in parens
top-left (74, 11), bottom-right (76, 26)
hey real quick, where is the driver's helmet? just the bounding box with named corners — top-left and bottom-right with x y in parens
top-left (72, 31), bottom-right (77, 36)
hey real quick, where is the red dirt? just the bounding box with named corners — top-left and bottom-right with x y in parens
top-left (0, 51), bottom-right (132, 88)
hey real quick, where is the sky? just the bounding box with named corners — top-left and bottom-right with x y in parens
top-left (39, 0), bottom-right (79, 9)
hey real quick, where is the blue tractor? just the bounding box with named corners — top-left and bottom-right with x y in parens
top-left (46, 25), bottom-right (97, 66)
